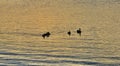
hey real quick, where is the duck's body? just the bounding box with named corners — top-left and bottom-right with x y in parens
top-left (42, 32), bottom-right (51, 39)
top-left (77, 28), bottom-right (81, 36)
top-left (67, 31), bottom-right (71, 36)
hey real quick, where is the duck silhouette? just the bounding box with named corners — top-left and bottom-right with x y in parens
top-left (77, 28), bottom-right (81, 36)
top-left (67, 31), bottom-right (71, 36)
top-left (42, 32), bottom-right (51, 39)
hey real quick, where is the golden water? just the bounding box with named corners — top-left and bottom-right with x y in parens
top-left (0, 0), bottom-right (120, 66)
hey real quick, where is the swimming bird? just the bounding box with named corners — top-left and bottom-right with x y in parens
top-left (42, 32), bottom-right (51, 39)
top-left (77, 28), bottom-right (81, 36)
top-left (67, 31), bottom-right (71, 36)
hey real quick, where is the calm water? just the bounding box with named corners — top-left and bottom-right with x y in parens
top-left (0, 26), bottom-right (120, 66)
top-left (0, 0), bottom-right (120, 66)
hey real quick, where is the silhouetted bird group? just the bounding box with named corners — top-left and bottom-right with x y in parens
top-left (42, 28), bottom-right (82, 39)
top-left (67, 28), bottom-right (82, 36)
